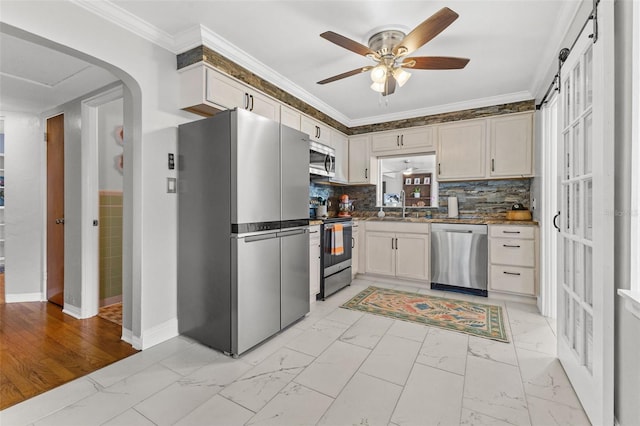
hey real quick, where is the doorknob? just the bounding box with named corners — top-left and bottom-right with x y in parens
top-left (55, 218), bottom-right (65, 224)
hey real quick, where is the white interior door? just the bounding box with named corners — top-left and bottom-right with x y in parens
top-left (556, 3), bottom-right (614, 425)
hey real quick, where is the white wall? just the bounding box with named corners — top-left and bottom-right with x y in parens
top-left (1, 1), bottom-right (194, 348)
top-left (98, 98), bottom-right (124, 191)
top-left (1, 111), bottom-right (43, 301)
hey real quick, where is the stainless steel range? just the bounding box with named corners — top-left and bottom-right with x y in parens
top-left (319, 217), bottom-right (353, 300)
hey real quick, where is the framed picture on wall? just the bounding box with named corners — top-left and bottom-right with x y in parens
top-left (405, 178), bottom-right (412, 184)
top-left (423, 177), bottom-right (431, 184)
top-left (413, 178), bottom-right (421, 185)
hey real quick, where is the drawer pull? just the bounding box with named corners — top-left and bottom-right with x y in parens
top-left (503, 230), bottom-right (521, 234)
top-left (503, 244), bottom-right (521, 248)
top-left (503, 271), bottom-right (521, 276)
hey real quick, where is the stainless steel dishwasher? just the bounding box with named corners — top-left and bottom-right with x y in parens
top-left (430, 223), bottom-right (488, 296)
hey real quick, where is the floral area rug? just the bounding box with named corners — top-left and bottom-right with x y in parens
top-left (341, 286), bottom-right (509, 342)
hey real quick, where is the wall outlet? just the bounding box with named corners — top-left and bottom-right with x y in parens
top-left (167, 177), bottom-right (177, 193)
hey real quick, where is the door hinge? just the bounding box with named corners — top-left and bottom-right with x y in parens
top-left (44, 132), bottom-right (48, 142)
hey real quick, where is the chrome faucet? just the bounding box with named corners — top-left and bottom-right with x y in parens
top-left (400, 189), bottom-right (406, 218)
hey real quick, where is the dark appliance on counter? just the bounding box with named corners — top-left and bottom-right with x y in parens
top-left (319, 217), bottom-right (353, 300)
top-left (178, 109), bottom-right (310, 357)
top-left (430, 223), bottom-right (488, 296)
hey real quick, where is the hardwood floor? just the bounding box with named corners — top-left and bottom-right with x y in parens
top-left (0, 280), bottom-right (138, 410)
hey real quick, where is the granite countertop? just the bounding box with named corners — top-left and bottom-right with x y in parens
top-left (352, 215), bottom-right (538, 226)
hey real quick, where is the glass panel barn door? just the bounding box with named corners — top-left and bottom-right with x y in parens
top-left (556, 3), bottom-right (614, 425)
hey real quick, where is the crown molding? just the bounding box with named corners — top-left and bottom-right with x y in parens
top-left (69, 1), bottom-right (536, 128)
top-left (70, 0), bottom-right (175, 52)
top-left (347, 91), bottom-right (534, 127)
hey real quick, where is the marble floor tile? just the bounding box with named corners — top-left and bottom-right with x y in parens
top-left (322, 306), bottom-right (364, 326)
top-left (318, 372), bottom-right (402, 426)
top-left (358, 334), bottom-right (422, 386)
top-left (415, 327), bottom-right (469, 375)
top-left (294, 340), bottom-right (370, 398)
top-left (459, 408), bottom-right (515, 426)
top-left (338, 312), bottom-right (394, 349)
top-left (391, 363), bottom-right (464, 426)
top-left (463, 356), bottom-right (530, 426)
top-left (527, 394), bottom-right (591, 426)
top-left (219, 347), bottom-right (314, 413)
top-left (512, 324), bottom-right (557, 356)
top-left (385, 319), bottom-right (430, 342)
top-left (285, 318), bottom-right (349, 357)
top-left (467, 335), bottom-right (519, 366)
top-left (174, 395), bottom-right (254, 426)
top-left (35, 363), bottom-right (181, 426)
top-left (158, 341), bottom-right (223, 376)
top-left (101, 408), bottom-right (155, 426)
top-left (516, 347), bottom-right (583, 409)
top-left (246, 382), bottom-right (333, 426)
top-left (0, 377), bottom-right (99, 426)
top-left (89, 336), bottom-right (194, 388)
top-left (134, 355), bottom-right (251, 426)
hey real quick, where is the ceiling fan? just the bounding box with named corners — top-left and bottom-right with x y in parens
top-left (317, 7), bottom-right (469, 96)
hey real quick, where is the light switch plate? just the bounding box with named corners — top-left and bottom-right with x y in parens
top-left (167, 177), bottom-right (177, 193)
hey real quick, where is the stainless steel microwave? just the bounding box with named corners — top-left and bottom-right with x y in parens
top-left (309, 141), bottom-right (335, 177)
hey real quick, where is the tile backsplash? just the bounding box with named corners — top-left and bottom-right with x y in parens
top-left (309, 178), bottom-right (531, 216)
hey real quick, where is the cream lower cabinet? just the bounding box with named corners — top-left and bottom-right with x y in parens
top-left (352, 222), bottom-right (359, 277)
top-left (309, 225), bottom-right (321, 302)
top-left (365, 221), bottom-right (430, 282)
top-left (488, 224), bottom-right (537, 296)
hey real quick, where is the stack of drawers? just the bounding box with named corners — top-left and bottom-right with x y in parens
top-left (488, 225), bottom-right (537, 296)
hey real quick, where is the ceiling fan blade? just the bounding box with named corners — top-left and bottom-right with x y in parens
top-left (320, 31), bottom-right (378, 58)
top-left (383, 77), bottom-right (396, 96)
top-left (317, 66), bottom-right (372, 85)
top-left (402, 56), bottom-right (470, 70)
top-left (393, 7), bottom-right (459, 57)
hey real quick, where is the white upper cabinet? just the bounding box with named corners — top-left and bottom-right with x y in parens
top-left (301, 115), bottom-right (331, 145)
top-left (330, 129), bottom-right (349, 184)
top-left (280, 104), bottom-right (301, 131)
top-left (371, 126), bottom-right (434, 153)
top-left (179, 64), bottom-right (279, 122)
top-left (437, 119), bottom-right (487, 180)
top-left (348, 135), bottom-right (375, 184)
top-left (489, 112), bottom-right (534, 177)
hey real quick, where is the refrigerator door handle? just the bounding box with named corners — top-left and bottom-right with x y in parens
top-left (278, 229), bottom-right (308, 237)
top-left (244, 233), bottom-right (277, 242)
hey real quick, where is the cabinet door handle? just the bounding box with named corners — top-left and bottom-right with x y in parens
top-left (365, 168), bottom-right (368, 179)
top-left (250, 94), bottom-right (254, 111)
top-left (503, 271), bottom-right (521, 276)
top-left (396, 135), bottom-right (400, 146)
top-left (244, 93), bottom-right (249, 109)
top-left (391, 238), bottom-right (394, 250)
top-left (401, 135), bottom-right (404, 146)
top-left (491, 158), bottom-right (495, 172)
top-left (438, 163), bottom-right (441, 175)
top-left (503, 230), bottom-right (521, 234)
top-left (503, 244), bottom-right (521, 248)
top-left (352, 237), bottom-right (355, 248)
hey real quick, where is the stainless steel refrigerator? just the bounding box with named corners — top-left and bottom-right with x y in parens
top-left (178, 109), bottom-right (310, 356)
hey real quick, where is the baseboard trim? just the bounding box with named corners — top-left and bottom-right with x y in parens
top-left (139, 317), bottom-right (178, 350)
top-left (5, 292), bottom-right (44, 303)
top-left (62, 304), bottom-right (82, 319)
top-left (121, 327), bottom-right (134, 345)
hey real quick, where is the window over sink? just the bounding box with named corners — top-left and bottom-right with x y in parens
top-left (377, 154), bottom-right (439, 208)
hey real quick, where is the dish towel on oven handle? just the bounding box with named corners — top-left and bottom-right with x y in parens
top-left (331, 224), bottom-right (344, 256)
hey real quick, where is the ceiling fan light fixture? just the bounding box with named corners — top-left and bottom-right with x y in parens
top-left (370, 64), bottom-right (388, 83)
top-left (393, 67), bottom-right (411, 87)
top-left (370, 81), bottom-right (386, 93)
